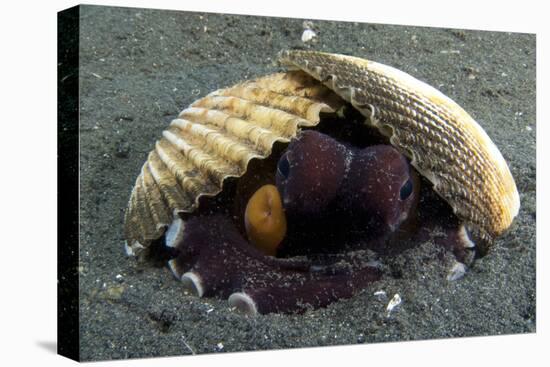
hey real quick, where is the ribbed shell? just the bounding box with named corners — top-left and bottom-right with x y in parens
top-left (124, 71), bottom-right (344, 253)
top-left (279, 50), bottom-right (520, 250)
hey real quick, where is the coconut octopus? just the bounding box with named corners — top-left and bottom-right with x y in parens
top-left (123, 50), bottom-right (520, 315)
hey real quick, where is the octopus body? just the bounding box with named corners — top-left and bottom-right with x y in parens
top-left (167, 131), bottom-right (475, 315)
top-left (275, 130), bottom-right (419, 250)
top-left (123, 51), bottom-right (520, 315)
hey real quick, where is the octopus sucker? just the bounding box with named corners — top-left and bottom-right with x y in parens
top-left (180, 271), bottom-right (205, 298)
top-left (164, 217), bottom-right (185, 248)
top-left (123, 51), bottom-right (520, 314)
top-left (227, 292), bottom-right (258, 316)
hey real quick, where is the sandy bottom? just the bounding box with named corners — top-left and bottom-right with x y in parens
top-left (77, 5), bottom-right (536, 361)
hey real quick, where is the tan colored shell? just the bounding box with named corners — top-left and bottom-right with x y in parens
top-left (124, 50), bottom-right (520, 256)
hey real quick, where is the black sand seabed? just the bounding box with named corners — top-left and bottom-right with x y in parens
top-left (77, 5), bottom-right (536, 361)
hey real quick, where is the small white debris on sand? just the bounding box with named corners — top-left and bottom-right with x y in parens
top-left (181, 336), bottom-right (195, 355)
top-left (373, 290), bottom-right (387, 301)
top-left (301, 29), bottom-right (316, 43)
top-left (386, 294), bottom-right (402, 315)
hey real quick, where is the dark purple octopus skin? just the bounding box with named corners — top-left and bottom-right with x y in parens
top-left (168, 131), bottom-right (475, 315)
top-left (275, 130), bottom-right (420, 248)
top-left (169, 214), bottom-right (381, 315)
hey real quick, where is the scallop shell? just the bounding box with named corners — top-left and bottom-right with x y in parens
top-left (124, 51), bottom-right (520, 256)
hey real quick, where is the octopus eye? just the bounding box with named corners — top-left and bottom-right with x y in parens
top-left (399, 178), bottom-right (414, 200)
top-left (277, 153), bottom-right (291, 180)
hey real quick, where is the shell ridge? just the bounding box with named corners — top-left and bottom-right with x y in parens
top-left (249, 71), bottom-right (344, 108)
top-left (191, 94), bottom-right (319, 133)
top-left (170, 117), bottom-right (263, 164)
top-left (162, 129), bottom-right (232, 185)
top-left (125, 171), bottom-right (156, 246)
top-left (148, 146), bottom-right (190, 213)
top-left (156, 138), bottom-right (218, 197)
top-left (215, 85), bottom-right (326, 120)
top-left (181, 107), bottom-right (283, 155)
top-left (141, 160), bottom-right (172, 231)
